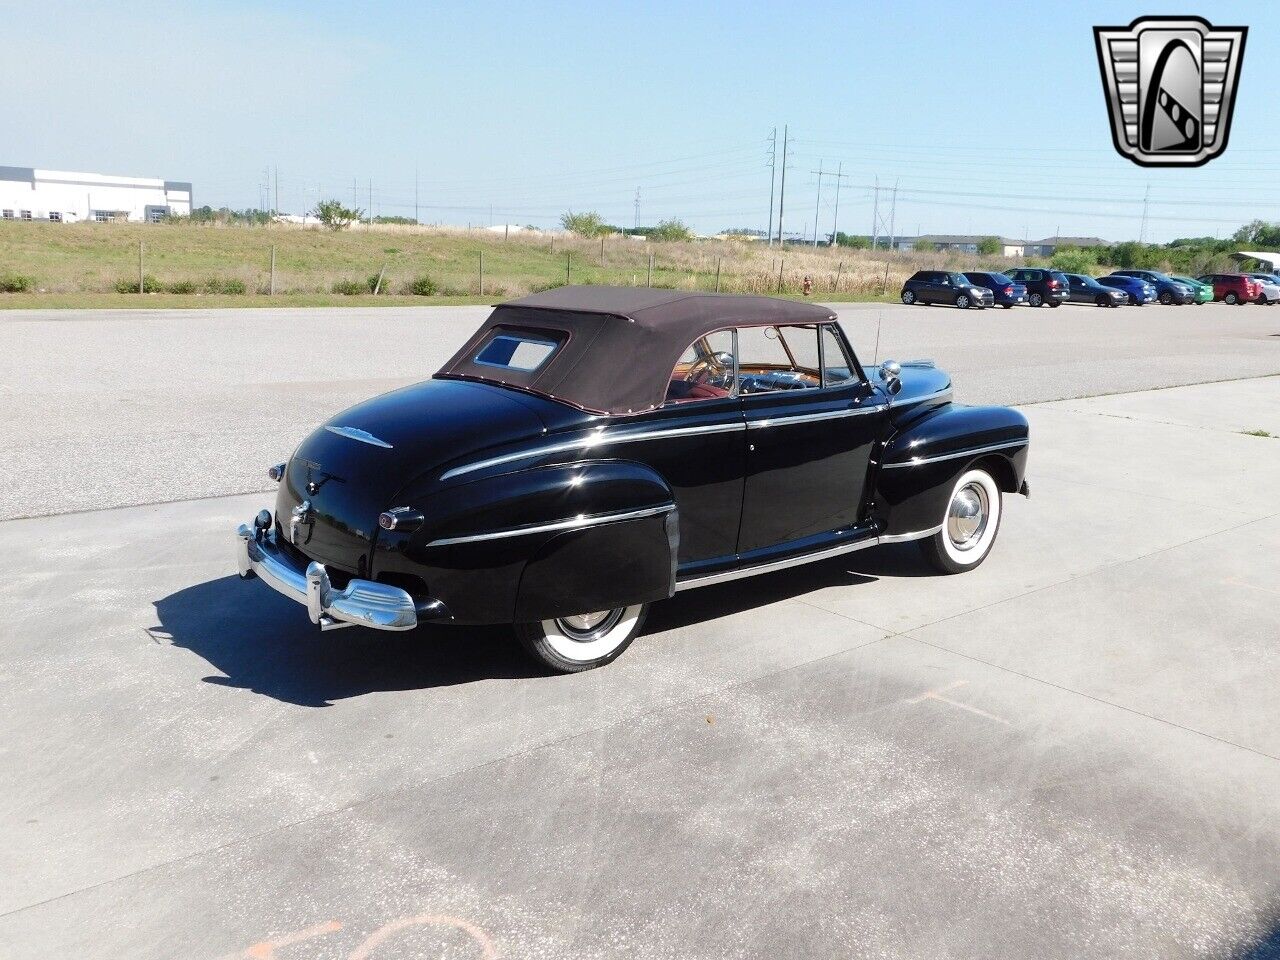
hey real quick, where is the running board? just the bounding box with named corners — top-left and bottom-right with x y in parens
top-left (673, 524), bottom-right (943, 592)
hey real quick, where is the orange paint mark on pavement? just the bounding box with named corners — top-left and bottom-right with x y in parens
top-left (907, 679), bottom-right (1010, 725)
top-left (349, 913), bottom-right (498, 959)
top-left (243, 920), bottom-right (342, 958)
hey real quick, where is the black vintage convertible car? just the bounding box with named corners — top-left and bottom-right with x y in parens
top-left (236, 287), bottom-right (1030, 671)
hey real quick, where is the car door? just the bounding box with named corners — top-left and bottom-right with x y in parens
top-left (736, 322), bottom-right (886, 557)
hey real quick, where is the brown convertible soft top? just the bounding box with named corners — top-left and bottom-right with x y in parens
top-left (435, 286), bottom-right (837, 415)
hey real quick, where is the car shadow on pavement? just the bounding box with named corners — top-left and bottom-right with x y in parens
top-left (152, 575), bottom-right (543, 708)
top-left (154, 542), bottom-right (928, 707)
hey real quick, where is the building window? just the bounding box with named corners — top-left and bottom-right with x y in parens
top-left (147, 206), bottom-right (169, 223)
top-left (94, 210), bottom-right (111, 223)
top-left (1, 210), bottom-right (12, 219)
top-left (49, 211), bottom-right (62, 223)
top-left (20, 210), bottom-right (32, 220)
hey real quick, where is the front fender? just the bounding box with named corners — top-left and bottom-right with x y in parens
top-left (873, 404), bottom-right (1029, 537)
top-left (373, 460), bottom-right (676, 624)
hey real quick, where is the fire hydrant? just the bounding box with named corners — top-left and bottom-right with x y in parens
top-left (802, 275), bottom-right (812, 297)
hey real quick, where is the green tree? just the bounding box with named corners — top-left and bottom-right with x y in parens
top-left (912, 238), bottom-right (935, 253)
top-left (1050, 249), bottom-right (1098, 274)
top-left (835, 232), bottom-right (870, 249)
top-left (560, 210), bottom-right (608, 237)
top-left (651, 218), bottom-right (693, 242)
top-left (977, 236), bottom-right (1003, 256)
top-left (312, 199), bottom-right (362, 230)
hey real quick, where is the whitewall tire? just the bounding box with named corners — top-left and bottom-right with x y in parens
top-left (920, 468), bottom-right (1003, 574)
top-left (516, 604), bottom-right (649, 672)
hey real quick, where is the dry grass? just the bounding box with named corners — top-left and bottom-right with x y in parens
top-left (0, 220), bottom-right (1025, 307)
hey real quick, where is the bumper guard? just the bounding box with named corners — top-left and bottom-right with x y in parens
top-left (236, 520), bottom-right (419, 632)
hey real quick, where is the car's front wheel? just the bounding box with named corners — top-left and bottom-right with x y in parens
top-left (1028, 293), bottom-right (1043, 307)
top-left (901, 289), bottom-right (916, 305)
top-left (516, 604), bottom-right (649, 672)
top-left (1159, 291), bottom-right (1173, 305)
top-left (1095, 295), bottom-right (1110, 307)
top-left (955, 293), bottom-right (971, 309)
top-left (920, 468), bottom-right (1003, 574)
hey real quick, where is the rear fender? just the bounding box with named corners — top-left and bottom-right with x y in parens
top-left (873, 404), bottom-right (1029, 537)
top-left (373, 460), bottom-right (676, 624)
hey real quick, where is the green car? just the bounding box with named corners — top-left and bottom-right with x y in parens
top-left (1171, 275), bottom-right (1214, 304)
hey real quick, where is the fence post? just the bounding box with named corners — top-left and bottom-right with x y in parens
top-left (138, 241), bottom-right (144, 294)
top-left (777, 257), bottom-right (785, 293)
top-left (504, 224), bottom-right (509, 242)
top-left (646, 252), bottom-right (653, 288)
top-left (833, 260), bottom-right (843, 293)
top-left (479, 251), bottom-right (484, 296)
top-left (715, 256), bottom-right (722, 292)
top-left (565, 251), bottom-right (571, 285)
top-left (373, 264), bottom-right (387, 296)
top-left (600, 234), bottom-right (605, 267)
top-left (270, 245), bottom-right (277, 295)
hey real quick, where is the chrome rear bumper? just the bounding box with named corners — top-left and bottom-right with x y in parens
top-left (235, 520), bottom-right (419, 632)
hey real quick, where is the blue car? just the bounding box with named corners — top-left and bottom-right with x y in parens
top-left (1097, 274), bottom-right (1158, 305)
top-left (1111, 270), bottom-right (1196, 305)
top-left (963, 271), bottom-right (1028, 309)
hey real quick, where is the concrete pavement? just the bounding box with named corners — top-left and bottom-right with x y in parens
top-left (3, 301), bottom-right (1279, 518)
top-left (1, 375), bottom-right (1278, 958)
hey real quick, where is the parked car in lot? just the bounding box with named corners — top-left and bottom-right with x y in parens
top-left (1241, 273), bottom-right (1280, 305)
top-left (962, 271), bottom-right (1027, 309)
top-left (1110, 269), bottom-right (1196, 305)
top-left (1063, 273), bottom-right (1129, 307)
top-left (1097, 274), bottom-right (1158, 305)
top-left (901, 271), bottom-right (995, 309)
top-left (1169, 275), bottom-right (1214, 304)
top-left (1005, 268), bottom-right (1069, 307)
top-left (1195, 273), bottom-right (1262, 305)
top-left (235, 287), bottom-right (1030, 671)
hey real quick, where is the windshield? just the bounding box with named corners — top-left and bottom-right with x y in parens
top-left (948, 273), bottom-right (971, 286)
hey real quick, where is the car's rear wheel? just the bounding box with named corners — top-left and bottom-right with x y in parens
top-left (1158, 291), bottom-right (1173, 305)
top-left (1225, 292), bottom-right (1239, 304)
top-left (901, 290), bottom-right (915, 305)
top-left (1048, 300), bottom-right (1060, 308)
top-left (515, 604), bottom-right (649, 672)
top-left (955, 294), bottom-right (971, 309)
top-left (920, 468), bottom-right (1003, 574)
top-left (1028, 292), bottom-right (1043, 307)
top-left (1001, 303), bottom-right (1013, 309)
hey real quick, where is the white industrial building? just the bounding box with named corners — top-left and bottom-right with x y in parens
top-left (0, 166), bottom-right (192, 223)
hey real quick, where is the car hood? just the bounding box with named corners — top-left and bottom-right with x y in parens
top-left (275, 379), bottom-right (556, 573)
top-left (874, 360), bottom-right (953, 424)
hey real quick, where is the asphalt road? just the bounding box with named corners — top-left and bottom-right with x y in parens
top-left (1, 302), bottom-right (1279, 958)
top-left (2, 300), bottom-right (1280, 519)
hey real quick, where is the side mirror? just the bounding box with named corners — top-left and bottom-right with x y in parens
top-left (878, 360), bottom-right (903, 397)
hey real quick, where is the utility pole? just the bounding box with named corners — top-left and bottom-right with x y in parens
top-left (887, 179), bottom-right (899, 252)
top-left (775, 124), bottom-right (789, 246)
top-left (273, 165), bottom-right (278, 214)
top-left (871, 176), bottom-right (880, 251)
top-left (811, 160), bottom-right (824, 248)
top-left (766, 126), bottom-right (777, 248)
top-left (367, 179), bottom-right (373, 227)
top-left (353, 178), bottom-right (358, 211)
top-left (1138, 184), bottom-right (1150, 243)
top-left (633, 187), bottom-right (640, 233)
top-left (414, 166), bottom-right (419, 225)
top-left (830, 162), bottom-right (848, 248)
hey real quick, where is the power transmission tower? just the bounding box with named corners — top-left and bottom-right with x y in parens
top-left (871, 176), bottom-right (879, 251)
top-left (887, 179), bottom-right (899, 251)
top-left (1138, 184), bottom-right (1150, 243)
top-left (811, 160), bottom-right (824, 248)
top-left (414, 166), bottom-right (420, 224)
top-left (775, 124), bottom-right (789, 246)
top-left (766, 127), bottom-right (777, 247)
top-left (829, 162), bottom-right (849, 248)
top-left (869, 177), bottom-right (898, 251)
top-left (273, 165), bottom-right (278, 214)
top-left (634, 187), bottom-right (640, 232)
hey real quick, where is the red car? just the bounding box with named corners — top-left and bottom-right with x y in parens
top-left (1195, 273), bottom-right (1262, 305)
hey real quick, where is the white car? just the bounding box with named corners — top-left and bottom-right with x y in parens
top-left (1243, 273), bottom-right (1280, 305)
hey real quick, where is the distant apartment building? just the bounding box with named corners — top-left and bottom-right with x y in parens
top-left (1024, 236), bottom-right (1108, 257)
top-left (908, 235), bottom-right (1026, 257)
top-left (0, 166), bottom-right (192, 223)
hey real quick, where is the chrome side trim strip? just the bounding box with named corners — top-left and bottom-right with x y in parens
top-left (882, 439), bottom-right (1027, 469)
top-left (673, 523), bottom-right (942, 591)
top-left (439, 421), bottom-right (746, 481)
top-left (898, 387), bottom-right (953, 405)
top-left (324, 425), bottom-right (393, 448)
top-left (746, 404), bottom-right (887, 429)
top-left (427, 504), bottom-right (675, 547)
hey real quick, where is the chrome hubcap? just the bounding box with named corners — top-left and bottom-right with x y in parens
top-left (556, 609), bottom-right (624, 641)
top-left (947, 483), bottom-right (989, 549)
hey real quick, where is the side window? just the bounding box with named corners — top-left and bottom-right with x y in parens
top-left (665, 329), bottom-right (736, 404)
top-left (737, 324), bottom-right (821, 394)
top-left (821, 324), bottom-right (858, 387)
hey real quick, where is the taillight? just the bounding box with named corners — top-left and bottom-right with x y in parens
top-left (1004, 286), bottom-right (1013, 295)
top-left (1048, 279), bottom-right (1060, 289)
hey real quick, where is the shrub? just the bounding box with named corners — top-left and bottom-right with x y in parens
top-left (405, 275), bottom-right (438, 296)
top-left (977, 236), bottom-right (1003, 256)
top-left (560, 210), bottom-right (608, 237)
top-left (1050, 249), bottom-right (1098, 275)
top-left (115, 275), bottom-right (162, 293)
top-left (331, 278), bottom-right (367, 295)
top-left (202, 277), bottom-right (246, 295)
top-left (530, 279), bottom-right (567, 293)
top-left (166, 280), bottom-right (197, 294)
top-left (0, 274), bottom-right (35, 293)
top-left (312, 199), bottom-right (362, 230)
top-left (651, 218), bottom-right (692, 242)
top-left (366, 274), bottom-right (382, 293)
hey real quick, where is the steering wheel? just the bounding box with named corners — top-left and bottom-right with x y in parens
top-left (685, 351), bottom-right (734, 390)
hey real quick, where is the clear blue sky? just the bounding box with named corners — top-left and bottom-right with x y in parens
top-left (2, 0), bottom-right (1273, 242)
